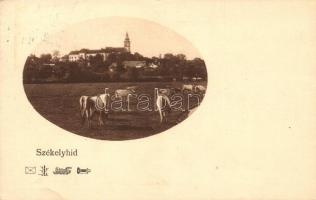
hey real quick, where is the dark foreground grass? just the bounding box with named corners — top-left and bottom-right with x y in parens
top-left (24, 82), bottom-right (206, 140)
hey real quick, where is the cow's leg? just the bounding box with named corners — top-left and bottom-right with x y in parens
top-left (98, 112), bottom-right (104, 126)
top-left (81, 101), bottom-right (87, 118)
top-left (158, 108), bottom-right (163, 123)
top-left (102, 113), bottom-right (108, 126)
top-left (88, 109), bottom-right (94, 128)
top-left (81, 115), bottom-right (85, 125)
top-left (88, 112), bottom-right (91, 128)
top-left (87, 116), bottom-right (91, 128)
top-left (81, 108), bottom-right (87, 126)
top-left (87, 109), bottom-right (90, 128)
top-left (103, 113), bottom-right (107, 126)
top-left (162, 111), bottom-right (167, 123)
top-left (82, 109), bottom-right (87, 127)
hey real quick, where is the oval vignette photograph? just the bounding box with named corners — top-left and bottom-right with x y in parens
top-left (23, 17), bottom-right (208, 140)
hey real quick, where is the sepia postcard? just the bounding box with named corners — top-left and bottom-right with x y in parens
top-left (0, 0), bottom-right (315, 199)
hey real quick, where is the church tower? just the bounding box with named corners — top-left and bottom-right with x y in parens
top-left (124, 32), bottom-right (131, 53)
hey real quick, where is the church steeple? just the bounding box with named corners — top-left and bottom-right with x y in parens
top-left (124, 32), bottom-right (131, 53)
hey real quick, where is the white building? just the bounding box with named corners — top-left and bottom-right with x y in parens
top-left (68, 32), bottom-right (131, 62)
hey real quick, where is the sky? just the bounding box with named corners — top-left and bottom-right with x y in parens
top-left (32, 17), bottom-right (201, 59)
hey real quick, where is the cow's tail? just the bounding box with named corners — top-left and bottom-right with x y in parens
top-left (163, 95), bottom-right (172, 113)
top-left (156, 97), bottom-right (163, 123)
top-left (79, 96), bottom-right (86, 124)
top-left (158, 105), bottom-right (163, 123)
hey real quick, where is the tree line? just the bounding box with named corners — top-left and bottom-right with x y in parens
top-left (23, 51), bottom-right (207, 83)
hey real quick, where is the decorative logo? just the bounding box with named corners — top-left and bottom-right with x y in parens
top-left (53, 167), bottom-right (72, 175)
top-left (25, 167), bottom-right (36, 174)
top-left (77, 167), bottom-right (91, 174)
top-left (38, 165), bottom-right (49, 176)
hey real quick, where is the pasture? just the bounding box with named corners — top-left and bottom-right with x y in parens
top-left (24, 82), bottom-right (206, 140)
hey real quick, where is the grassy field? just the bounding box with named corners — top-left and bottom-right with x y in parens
top-left (24, 82), bottom-right (206, 140)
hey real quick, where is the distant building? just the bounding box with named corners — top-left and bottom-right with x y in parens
top-left (108, 61), bottom-right (146, 72)
top-left (123, 61), bottom-right (146, 69)
top-left (148, 63), bottom-right (159, 69)
top-left (43, 63), bottom-right (55, 66)
top-left (60, 55), bottom-right (69, 62)
top-left (109, 62), bottom-right (118, 72)
top-left (124, 32), bottom-right (131, 53)
top-left (68, 32), bottom-right (131, 62)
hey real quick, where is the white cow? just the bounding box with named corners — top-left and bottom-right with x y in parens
top-left (194, 85), bottom-right (206, 93)
top-left (155, 88), bottom-right (172, 123)
top-left (126, 86), bottom-right (137, 90)
top-left (79, 95), bottom-right (89, 121)
top-left (158, 87), bottom-right (181, 96)
top-left (80, 88), bottom-right (109, 128)
top-left (182, 84), bottom-right (194, 93)
top-left (115, 89), bottom-right (135, 98)
top-left (158, 88), bottom-right (175, 96)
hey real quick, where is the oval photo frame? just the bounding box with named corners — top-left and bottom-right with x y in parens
top-left (23, 17), bottom-right (208, 140)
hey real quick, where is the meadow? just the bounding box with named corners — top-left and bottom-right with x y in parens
top-left (24, 82), bottom-right (206, 140)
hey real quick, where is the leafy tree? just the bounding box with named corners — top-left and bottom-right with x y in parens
top-left (23, 55), bottom-right (40, 83)
top-left (89, 54), bottom-right (104, 70)
top-left (23, 51), bottom-right (208, 83)
top-left (39, 54), bottom-right (52, 63)
top-left (52, 50), bottom-right (60, 62)
top-left (133, 52), bottom-right (144, 61)
top-left (176, 54), bottom-right (186, 60)
top-left (52, 64), bottom-right (66, 80)
top-left (38, 65), bottom-right (52, 79)
top-left (125, 67), bottom-right (139, 81)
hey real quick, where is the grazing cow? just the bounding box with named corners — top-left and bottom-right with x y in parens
top-left (155, 88), bottom-right (172, 123)
top-left (115, 89), bottom-right (135, 98)
top-left (158, 88), bottom-right (174, 96)
top-left (80, 88), bottom-right (109, 128)
top-left (79, 95), bottom-right (89, 123)
top-left (158, 88), bottom-right (181, 96)
top-left (182, 84), bottom-right (194, 93)
top-left (126, 86), bottom-right (137, 90)
top-left (194, 85), bottom-right (206, 93)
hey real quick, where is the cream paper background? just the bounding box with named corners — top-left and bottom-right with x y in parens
top-left (1, 0), bottom-right (316, 199)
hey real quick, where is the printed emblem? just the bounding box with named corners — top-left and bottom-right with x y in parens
top-left (25, 167), bottom-right (36, 174)
top-left (53, 167), bottom-right (72, 175)
top-left (38, 165), bottom-right (49, 176)
top-left (77, 167), bottom-right (91, 174)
